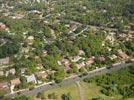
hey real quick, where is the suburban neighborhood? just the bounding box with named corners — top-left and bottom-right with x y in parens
top-left (0, 0), bottom-right (134, 100)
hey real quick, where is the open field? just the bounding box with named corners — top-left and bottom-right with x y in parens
top-left (33, 81), bottom-right (133, 100)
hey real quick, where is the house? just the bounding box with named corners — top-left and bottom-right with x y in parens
top-left (33, 56), bottom-right (41, 63)
top-left (105, 35), bottom-right (115, 44)
top-left (11, 13), bottom-right (24, 19)
top-left (76, 62), bottom-right (85, 69)
top-left (37, 64), bottom-right (43, 70)
top-left (0, 57), bottom-right (10, 65)
top-left (61, 59), bottom-right (71, 71)
top-left (78, 50), bottom-right (85, 55)
top-left (0, 22), bottom-right (6, 30)
top-left (27, 36), bottom-right (34, 40)
top-left (10, 78), bottom-right (21, 86)
top-left (98, 55), bottom-right (106, 62)
top-left (21, 47), bottom-right (29, 54)
top-left (85, 56), bottom-right (95, 65)
top-left (117, 49), bottom-right (129, 60)
top-left (36, 71), bottom-right (48, 79)
top-left (26, 74), bottom-right (37, 83)
top-left (65, 66), bottom-right (71, 71)
top-left (61, 59), bottom-right (70, 68)
top-left (9, 68), bottom-right (16, 75)
top-left (57, 61), bottom-right (62, 65)
top-left (0, 70), bottom-right (4, 76)
top-left (20, 68), bottom-right (27, 74)
top-left (42, 50), bottom-right (48, 56)
top-left (0, 82), bottom-right (8, 90)
top-left (90, 26), bottom-right (97, 33)
top-left (109, 54), bottom-right (117, 60)
top-left (27, 36), bottom-right (34, 45)
top-left (69, 24), bottom-right (78, 33)
top-left (70, 56), bottom-right (85, 62)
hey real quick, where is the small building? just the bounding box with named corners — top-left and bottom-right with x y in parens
top-left (11, 13), bottom-right (24, 19)
top-left (85, 56), bottom-right (95, 65)
top-left (0, 70), bottom-right (4, 76)
top-left (20, 68), bottom-right (27, 74)
top-left (26, 74), bottom-right (37, 83)
top-left (69, 24), bottom-right (78, 33)
top-left (78, 50), bottom-right (85, 55)
top-left (42, 50), bottom-right (48, 56)
top-left (27, 36), bottom-right (34, 45)
top-left (21, 47), bottom-right (29, 54)
top-left (61, 59), bottom-right (70, 68)
top-left (0, 22), bottom-right (6, 30)
top-left (0, 82), bottom-right (8, 90)
top-left (109, 54), bottom-right (117, 60)
top-left (10, 78), bottom-right (21, 86)
top-left (76, 62), bottom-right (85, 69)
top-left (70, 56), bottom-right (81, 62)
top-left (61, 59), bottom-right (71, 71)
top-left (9, 68), bottom-right (16, 75)
top-left (37, 64), bottom-right (43, 70)
top-left (27, 36), bottom-right (34, 40)
top-left (117, 49), bottom-right (129, 60)
top-left (0, 57), bottom-right (10, 65)
top-left (36, 71), bottom-right (48, 79)
top-left (98, 55), bottom-right (106, 62)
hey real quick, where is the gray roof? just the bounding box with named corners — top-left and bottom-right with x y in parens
top-left (26, 74), bottom-right (36, 83)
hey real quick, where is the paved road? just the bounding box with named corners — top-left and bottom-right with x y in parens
top-left (5, 62), bottom-right (134, 98)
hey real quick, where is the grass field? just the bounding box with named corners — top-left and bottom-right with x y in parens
top-left (33, 81), bottom-right (134, 100)
top-left (33, 83), bottom-right (80, 100)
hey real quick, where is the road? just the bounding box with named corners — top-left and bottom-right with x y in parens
top-left (5, 62), bottom-right (134, 98)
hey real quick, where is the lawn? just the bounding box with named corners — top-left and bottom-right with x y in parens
top-left (34, 83), bottom-right (80, 100)
top-left (33, 81), bottom-right (134, 100)
top-left (80, 81), bottom-right (122, 100)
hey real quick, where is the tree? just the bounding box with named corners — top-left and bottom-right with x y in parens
top-left (54, 69), bottom-right (65, 83)
top-left (48, 92), bottom-right (57, 99)
top-left (71, 63), bottom-right (78, 73)
top-left (36, 91), bottom-right (46, 99)
top-left (61, 93), bottom-right (72, 100)
top-left (11, 96), bottom-right (32, 100)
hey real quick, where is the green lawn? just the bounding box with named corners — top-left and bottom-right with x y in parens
top-left (80, 81), bottom-right (122, 100)
top-left (34, 83), bottom-right (80, 100)
top-left (33, 81), bottom-right (134, 100)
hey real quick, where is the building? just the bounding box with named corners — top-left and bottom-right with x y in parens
top-left (0, 70), bottom-right (4, 76)
top-left (10, 78), bottom-right (21, 86)
top-left (0, 57), bottom-right (10, 65)
top-left (27, 36), bottom-right (34, 45)
top-left (42, 50), bottom-right (48, 56)
top-left (0, 82), bottom-right (8, 90)
top-left (85, 56), bottom-right (95, 65)
top-left (117, 49), bottom-right (129, 60)
top-left (36, 71), bottom-right (48, 79)
top-left (9, 68), bottom-right (16, 75)
top-left (109, 54), bottom-right (117, 60)
top-left (61, 59), bottom-right (71, 71)
top-left (20, 68), bottom-right (27, 74)
top-left (21, 47), bottom-right (29, 54)
top-left (78, 50), bottom-right (85, 55)
top-left (69, 24), bottom-right (78, 33)
top-left (0, 22), bottom-right (6, 30)
top-left (76, 62), bottom-right (85, 69)
top-left (37, 64), bottom-right (43, 70)
top-left (26, 74), bottom-right (37, 83)
top-left (61, 59), bottom-right (70, 68)
top-left (98, 55), bottom-right (106, 62)
top-left (70, 56), bottom-right (81, 62)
